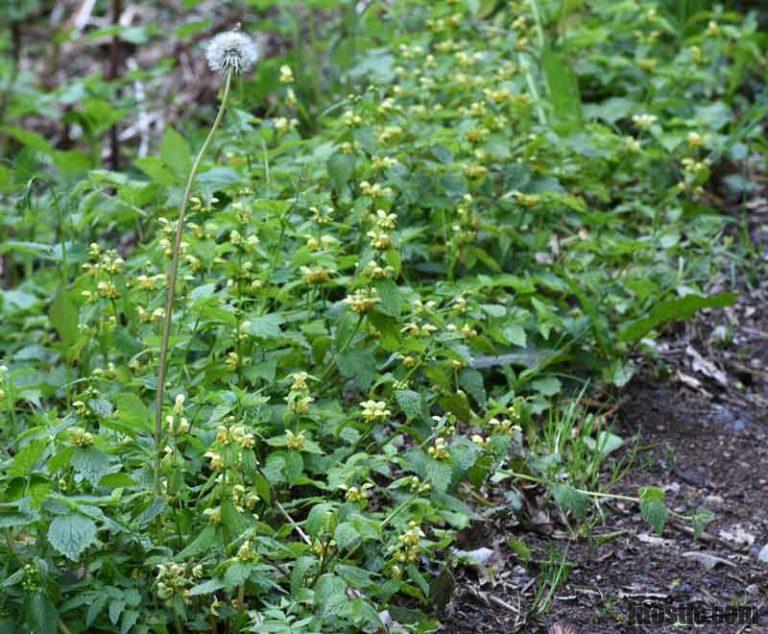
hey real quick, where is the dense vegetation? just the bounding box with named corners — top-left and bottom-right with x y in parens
top-left (0, 1), bottom-right (765, 631)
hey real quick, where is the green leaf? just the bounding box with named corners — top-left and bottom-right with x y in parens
top-left (314, 574), bottom-right (348, 615)
top-left (542, 47), bottom-right (582, 128)
top-left (224, 562), bottom-right (253, 589)
top-left (72, 448), bottom-right (110, 486)
top-left (336, 348), bottom-right (377, 390)
top-left (582, 431), bottom-right (623, 456)
top-left (374, 280), bottom-right (402, 317)
top-left (552, 483), bottom-right (587, 517)
top-left (49, 287), bottom-right (79, 346)
top-left (47, 514), bottom-right (97, 561)
top-left (177, 524), bottom-right (216, 560)
top-left (395, 390), bottom-right (422, 421)
top-left (98, 472), bottom-right (138, 488)
top-left (502, 324), bottom-right (527, 347)
top-left (327, 153), bottom-right (355, 189)
top-left (506, 538), bottom-right (531, 562)
top-left (134, 157), bottom-right (179, 186)
top-left (606, 359), bottom-right (636, 387)
top-left (8, 439), bottom-right (46, 477)
top-left (188, 579), bottom-right (224, 597)
top-left (426, 459), bottom-right (453, 494)
top-left (159, 127), bottom-right (191, 178)
top-left (24, 591), bottom-right (58, 634)
top-left (692, 507), bottom-right (714, 539)
top-left (2, 126), bottom-right (55, 154)
top-left (640, 487), bottom-right (668, 534)
top-left (459, 368), bottom-right (486, 406)
top-left (247, 313), bottom-right (284, 339)
top-left (114, 393), bottom-right (152, 434)
top-left (531, 376), bottom-right (561, 396)
top-left (619, 293), bottom-right (738, 343)
top-left (334, 522), bottom-right (359, 550)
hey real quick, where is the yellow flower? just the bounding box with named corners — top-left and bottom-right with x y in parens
top-left (279, 65), bottom-right (294, 84)
top-left (360, 400), bottom-right (391, 422)
top-left (204, 451), bottom-right (224, 470)
top-left (428, 437), bottom-right (450, 460)
top-left (285, 429), bottom-right (306, 451)
top-left (344, 289), bottom-right (379, 314)
top-left (686, 132), bottom-right (706, 148)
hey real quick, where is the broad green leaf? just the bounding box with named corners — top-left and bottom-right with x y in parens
top-left (502, 324), bottom-right (527, 347)
top-left (247, 313), bottom-right (284, 339)
top-left (640, 487), bottom-right (668, 534)
top-left (327, 153), bottom-right (355, 189)
top-left (134, 157), bottom-right (179, 186)
top-left (47, 514), bottom-right (97, 561)
top-left (334, 521), bottom-right (359, 550)
top-left (8, 439), bottom-right (46, 477)
top-left (72, 448), bottom-right (110, 487)
top-left (336, 348), bottom-right (377, 390)
top-left (531, 376), bottom-right (561, 396)
top-left (49, 287), bottom-right (79, 346)
top-left (542, 47), bottom-right (582, 128)
top-left (459, 368), bottom-right (486, 406)
top-left (552, 483), bottom-right (588, 517)
top-left (314, 574), bottom-right (348, 615)
top-left (188, 579), bottom-right (224, 597)
top-left (395, 389), bottom-right (422, 421)
top-left (159, 127), bottom-right (191, 178)
top-left (620, 293), bottom-right (738, 343)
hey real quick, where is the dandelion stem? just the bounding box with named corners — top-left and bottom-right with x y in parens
top-left (153, 70), bottom-right (233, 496)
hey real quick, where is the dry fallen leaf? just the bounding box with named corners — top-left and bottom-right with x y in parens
top-left (548, 622), bottom-right (579, 634)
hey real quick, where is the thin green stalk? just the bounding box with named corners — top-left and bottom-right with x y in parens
top-left (153, 71), bottom-right (233, 495)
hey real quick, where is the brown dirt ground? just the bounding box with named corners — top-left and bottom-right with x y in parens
top-left (441, 284), bottom-right (768, 634)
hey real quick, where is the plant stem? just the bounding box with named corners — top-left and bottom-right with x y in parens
top-left (153, 71), bottom-right (233, 495)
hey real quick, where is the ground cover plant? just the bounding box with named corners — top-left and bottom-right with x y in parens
top-left (0, 0), bottom-right (765, 631)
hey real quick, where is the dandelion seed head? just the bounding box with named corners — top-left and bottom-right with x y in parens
top-left (206, 31), bottom-right (258, 75)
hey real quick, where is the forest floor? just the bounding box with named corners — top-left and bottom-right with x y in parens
top-left (443, 281), bottom-right (768, 633)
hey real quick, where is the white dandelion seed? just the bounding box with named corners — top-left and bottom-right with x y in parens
top-left (206, 30), bottom-right (259, 76)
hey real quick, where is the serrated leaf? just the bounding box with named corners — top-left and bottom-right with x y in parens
top-left (314, 574), bottom-right (347, 615)
top-left (177, 524), bottom-right (216, 559)
top-left (426, 459), bottom-right (453, 494)
top-left (459, 368), bottom-right (486, 406)
top-left (49, 286), bottom-right (78, 346)
top-left (336, 348), bottom-right (377, 390)
top-left (374, 280), bottom-right (402, 317)
top-left (188, 579), bottom-right (225, 596)
top-left (692, 507), bottom-right (714, 539)
top-left (8, 439), bottom-right (46, 477)
top-left (395, 389), bottom-right (422, 420)
top-left (224, 562), bottom-right (253, 589)
top-left (552, 483), bottom-right (587, 517)
top-left (47, 514), bottom-right (97, 561)
top-left (640, 487), bottom-right (668, 534)
top-left (334, 521), bottom-right (359, 550)
top-left (247, 313), bottom-right (284, 339)
top-left (72, 448), bottom-right (110, 486)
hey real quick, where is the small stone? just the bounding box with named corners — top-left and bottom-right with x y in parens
top-left (704, 495), bottom-right (724, 507)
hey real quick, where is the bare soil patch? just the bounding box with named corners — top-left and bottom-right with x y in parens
top-left (442, 286), bottom-right (768, 633)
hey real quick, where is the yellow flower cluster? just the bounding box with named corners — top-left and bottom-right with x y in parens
top-left (360, 399), bottom-right (391, 422)
top-left (393, 521), bottom-right (425, 563)
top-left (344, 288), bottom-right (379, 313)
